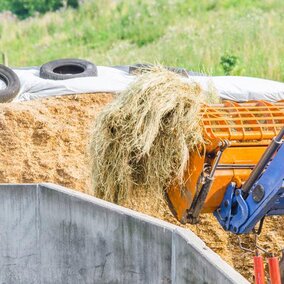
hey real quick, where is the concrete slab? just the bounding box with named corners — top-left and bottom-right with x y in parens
top-left (0, 183), bottom-right (249, 284)
top-left (0, 184), bottom-right (39, 284)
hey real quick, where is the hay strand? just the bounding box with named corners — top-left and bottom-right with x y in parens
top-left (90, 67), bottom-right (215, 204)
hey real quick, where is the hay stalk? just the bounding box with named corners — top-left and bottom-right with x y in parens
top-left (90, 67), bottom-right (216, 204)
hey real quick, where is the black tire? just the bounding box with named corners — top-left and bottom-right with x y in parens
top-left (39, 58), bottom-right (97, 80)
top-left (129, 63), bottom-right (206, 77)
top-left (0, 65), bottom-right (20, 103)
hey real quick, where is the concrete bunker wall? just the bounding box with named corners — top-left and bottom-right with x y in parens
top-left (0, 183), bottom-right (248, 283)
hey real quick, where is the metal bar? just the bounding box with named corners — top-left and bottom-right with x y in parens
top-left (1, 52), bottom-right (8, 66)
top-left (202, 116), bottom-right (284, 122)
top-left (268, 257), bottom-right (282, 284)
top-left (217, 164), bottom-right (255, 169)
top-left (207, 131), bottom-right (278, 142)
top-left (254, 255), bottom-right (265, 284)
top-left (203, 124), bottom-right (283, 129)
top-left (242, 127), bottom-right (284, 195)
top-left (201, 105), bottom-right (284, 110)
top-left (281, 254), bottom-right (284, 284)
top-left (202, 110), bottom-right (284, 115)
top-left (187, 141), bottom-right (229, 224)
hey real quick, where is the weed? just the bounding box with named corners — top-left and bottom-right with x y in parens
top-left (220, 54), bottom-right (239, 75)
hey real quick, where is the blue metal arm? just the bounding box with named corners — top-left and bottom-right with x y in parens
top-left (214, 128), bottom-right (284, 234)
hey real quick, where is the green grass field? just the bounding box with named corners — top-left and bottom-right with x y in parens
top-left (0, 0), bottom-right (283, 80)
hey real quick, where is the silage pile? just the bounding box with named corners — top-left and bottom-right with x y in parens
top-left (0, 90), bottom-right (283, 282)
top-left (90, 68), bottom-right (210, 204)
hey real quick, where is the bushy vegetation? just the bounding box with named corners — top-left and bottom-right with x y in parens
top-left (0, 0), bottom-right (283, 80)
top-left (0, 0), bottom-right (78, 19)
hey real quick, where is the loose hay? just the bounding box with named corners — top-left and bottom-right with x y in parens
top-left (90, 67), bottom-right (213, 204)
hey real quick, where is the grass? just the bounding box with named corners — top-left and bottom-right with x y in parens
top-left (0, 0), bottom-right (283, 80)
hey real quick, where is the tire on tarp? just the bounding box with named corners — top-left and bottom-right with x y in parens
top-left (0, 65), bottom-right (21, 103)
top-left (39, 58), bottom-right (98, 80)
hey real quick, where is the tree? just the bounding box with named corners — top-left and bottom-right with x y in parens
top-left (0, 0), bottom-right (79, 19)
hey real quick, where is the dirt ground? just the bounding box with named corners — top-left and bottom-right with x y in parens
top-left (0, 93), bottom-right (283, 282)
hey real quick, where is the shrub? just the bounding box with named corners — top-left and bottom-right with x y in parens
top-left (0, 0), bottom-right (79, 19)
top-left (220, 54), bottom-right (239, 75)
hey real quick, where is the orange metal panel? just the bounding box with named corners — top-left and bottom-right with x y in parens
top-left (167, 101), bottom-right (284, 223)
top-left (201, 146), bottom-right (266, 213)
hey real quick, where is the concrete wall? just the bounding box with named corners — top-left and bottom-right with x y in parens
top-left (0, 183), bottom-right (248, 284)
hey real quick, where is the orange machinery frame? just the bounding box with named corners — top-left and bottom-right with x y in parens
top-left (167, 100), bottom-right (284, 224)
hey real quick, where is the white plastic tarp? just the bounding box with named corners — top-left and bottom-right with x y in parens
top-left (13, 66), bottom-right (133, 101)
top-left (193, 76), bottom-right (284, 102)
top-left (0, 78), bottom-right (6, 90)
top-left (11, 66), bottom-right (284, 102)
